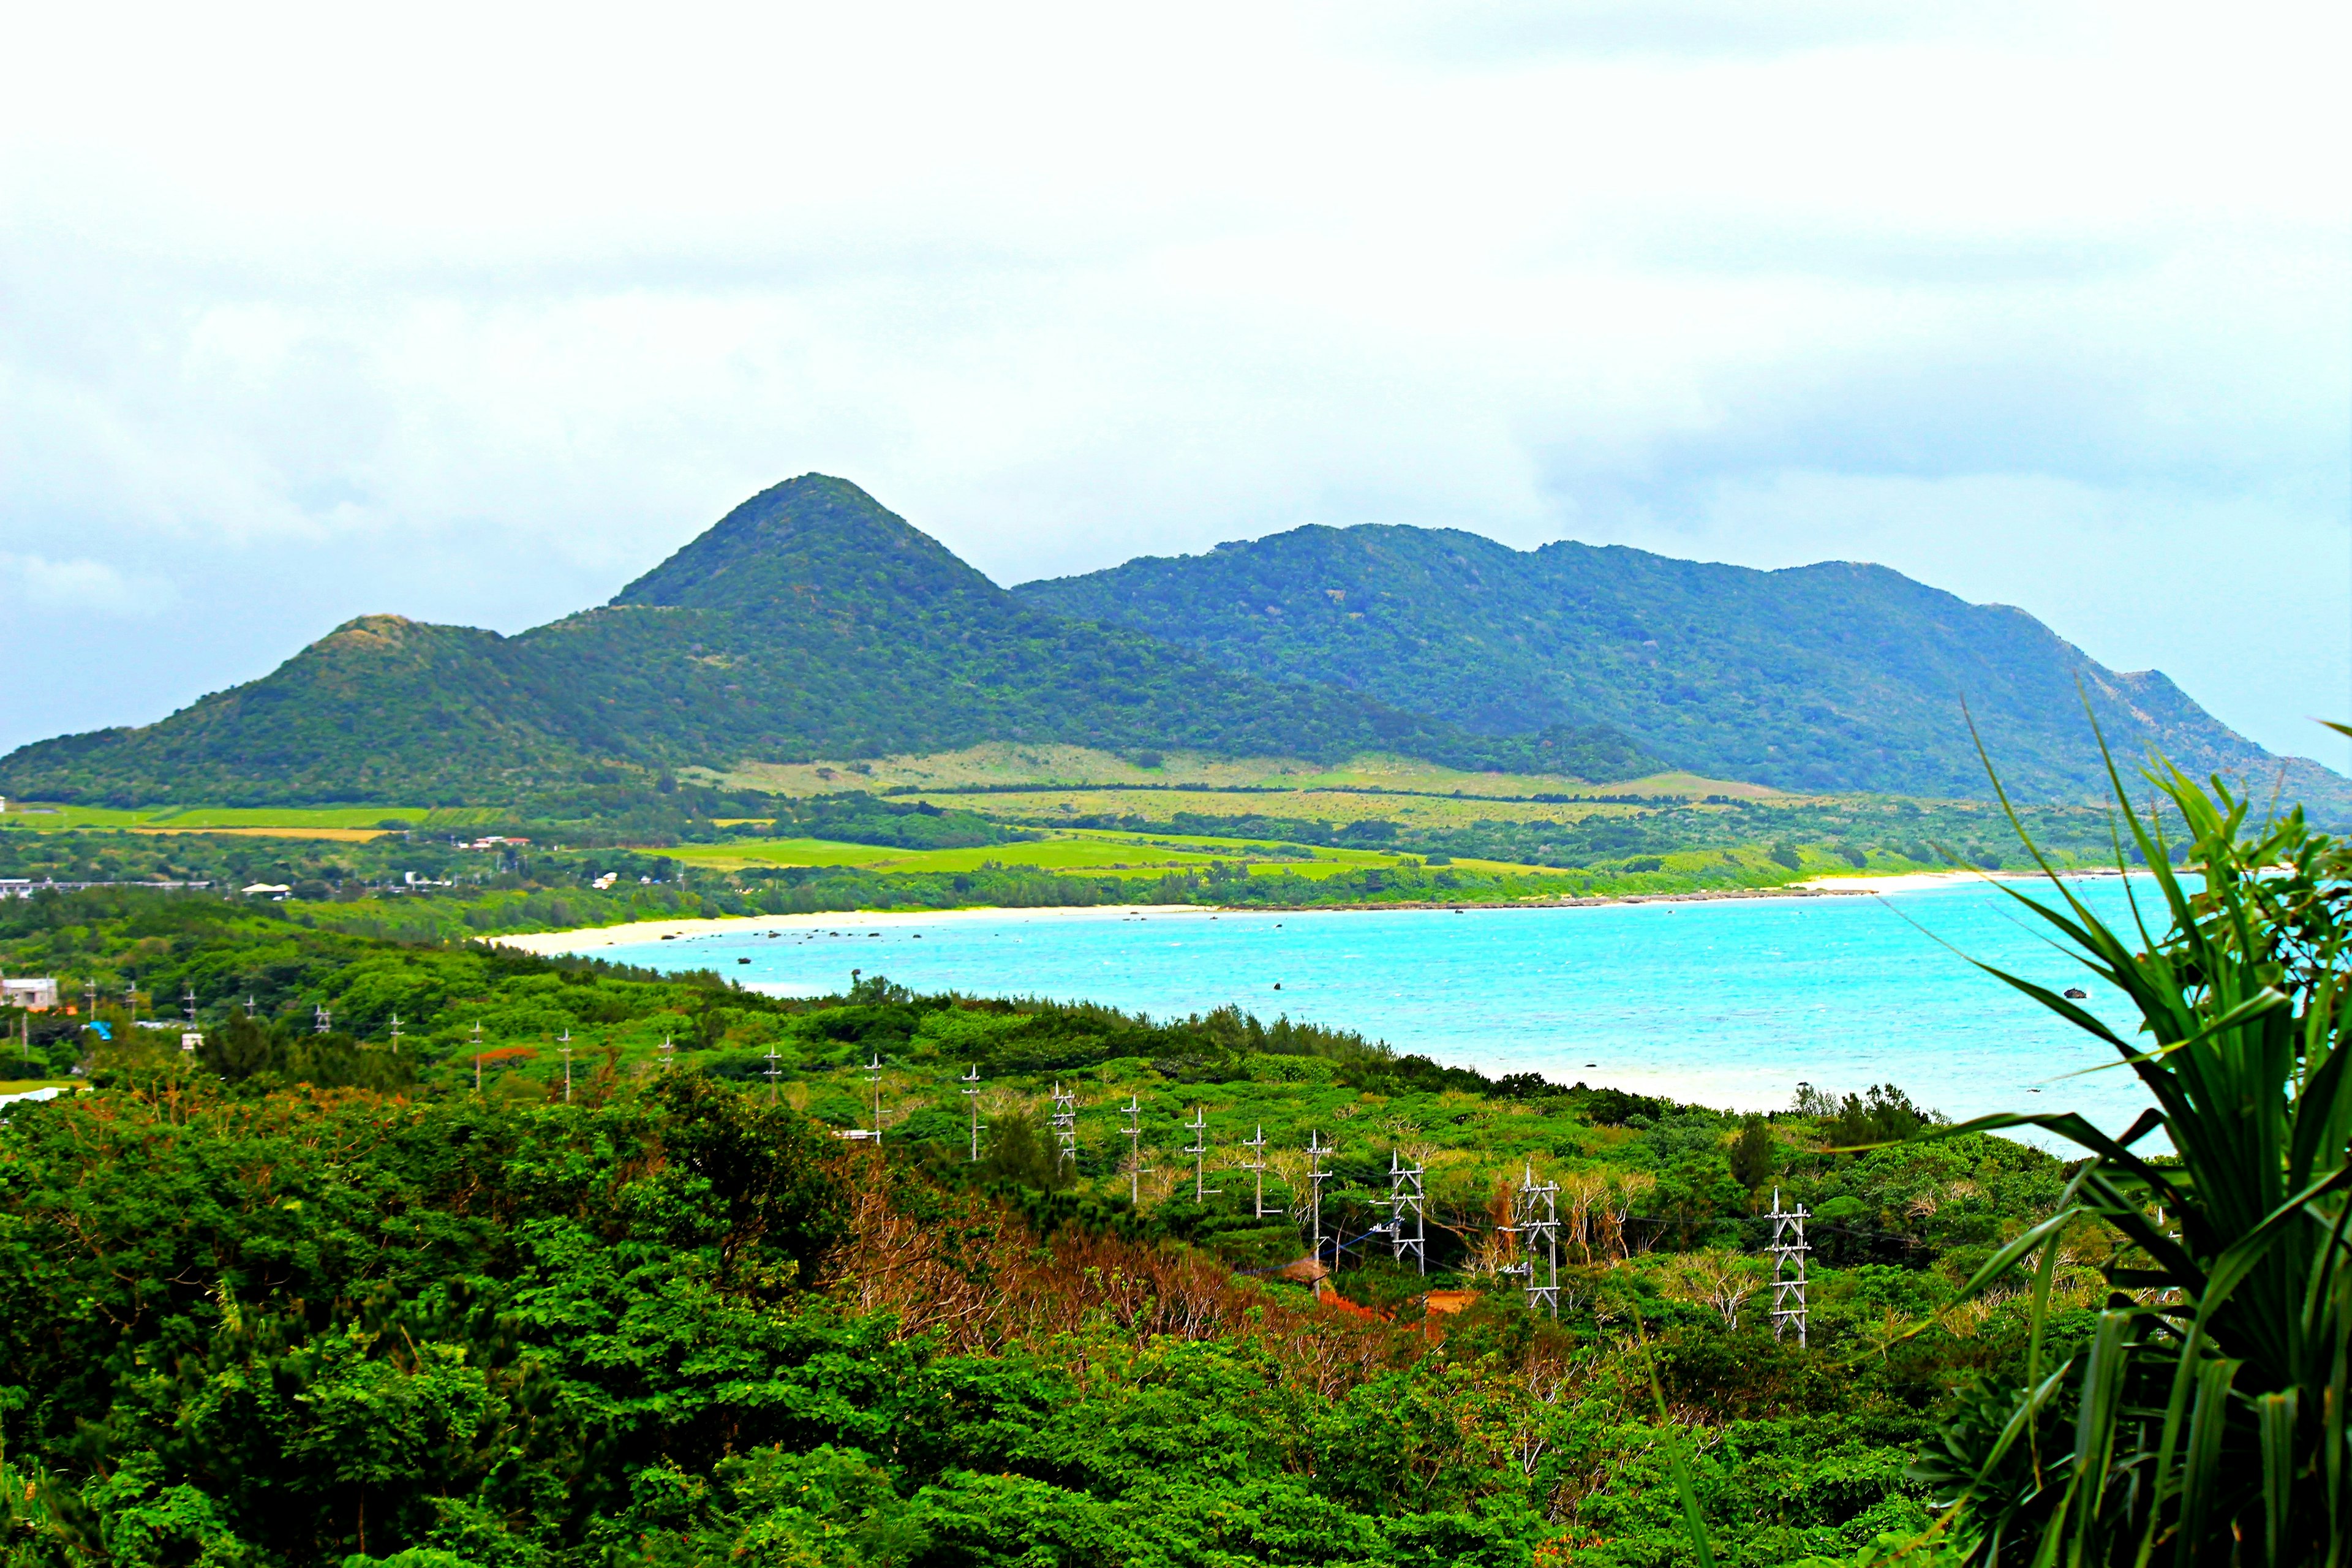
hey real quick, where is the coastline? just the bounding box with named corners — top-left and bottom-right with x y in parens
top-left (492, 903), bottom-right (1220, 956)
top-left (491, 867), bottom-right (2125, 958)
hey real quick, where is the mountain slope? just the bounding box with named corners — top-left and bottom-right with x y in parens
top-left (1017, 524), bottom-right (2349, 811)
top-left (0, 478), bottom-right (1662, 805)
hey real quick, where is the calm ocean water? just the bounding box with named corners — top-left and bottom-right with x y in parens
top-left (598, 876), bottom-right (2174, 1136)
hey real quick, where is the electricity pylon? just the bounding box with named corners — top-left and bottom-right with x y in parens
top-left (1767, 1188), bottom-right (1810, 1347)
top-left (1387, 1149), bottom-right (1426, 1275)
top-left (1510, 1162), bottom-right (1560, 1317)
top-left (1050, 1082), bottom-right (1078, 1171)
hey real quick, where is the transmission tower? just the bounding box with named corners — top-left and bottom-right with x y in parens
top-left (862, 1053), bottom-right (884, 1142)
top-left (1049, 1082), bottom-right (1077, 1171)
top-left (181, 986), bottom-right (198, 1052)
top-left (1240, 1124), bottom-right (1281, 1218)
top-left (471, 1022), bottom-right (485, 1091)
top-left (657, 1034), bottom-right (676, 1071)
top-left (1767, 1188), bottom-right (1810, 1347)
top-left (1387, 1148), bottom-right (1427, 1275)
top-left (123, 979), bottom-right (137, 1016)
top-left (1185, 1107), bottom-right (1222, 1202)
top-left (1510, 1161), bottom-right (1560, 1317)
top-left (1306, 1129), bottom-right (1334, 1291)
top-left (314, 1004), bottom-right (331, 1035)
top-left (762, 1042), bottom-right (783, 1102)
top-left (1121, 1093), bottom-right (1152, 1204)
top-left (559, 1030), bottom-right (575, 1102)
top-left (960, 1064), bottom-right (984, 1162)
top-left (388, 1012), bottom-right (402, 1054)
top-left (83, 981), bottom-right (96, 1021)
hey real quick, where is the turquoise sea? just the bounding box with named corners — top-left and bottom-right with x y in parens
top-left (595, 875), bottom-right (2175, 1137)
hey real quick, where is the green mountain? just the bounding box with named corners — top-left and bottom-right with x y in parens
top-left (1017, 524), bottom-right (2351, 812)
top-left (0, 478), bottom-right (1659, 806)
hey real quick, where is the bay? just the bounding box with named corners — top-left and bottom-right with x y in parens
top-left (597, 875), bottom-right (2174, 1136)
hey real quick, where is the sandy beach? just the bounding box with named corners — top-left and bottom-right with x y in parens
top-left (491, 867), bottom-right (2131, 958)
top-left (493, 903), bottom-right (1218, 956)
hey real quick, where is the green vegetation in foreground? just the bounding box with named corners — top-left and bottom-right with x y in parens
top-left (0, 751), bottom-right (2339, 1564)
top-left (0, 887), bottom-right (2079, 1567)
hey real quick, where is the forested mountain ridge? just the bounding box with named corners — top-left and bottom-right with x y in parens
top-left (0, 478), bottom-right (1659, 806)
top-left (1019, 522), bottom-right (2348, 810)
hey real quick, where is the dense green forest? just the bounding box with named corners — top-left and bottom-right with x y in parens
top-left (0, 479), bottom-right (1664, 808)
top-left (0, 758), bottom-right (2340, 1564)
top-left (7, 474), bottom-right (2335, 819)
top-left (1019, 522), bottom-right (2351, 813)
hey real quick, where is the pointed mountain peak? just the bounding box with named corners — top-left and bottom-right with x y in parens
top-left (612, 475), bottom-right (1000, 613)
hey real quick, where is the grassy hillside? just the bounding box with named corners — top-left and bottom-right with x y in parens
top-left (0, 480), bottom-right (1663, 808)
top-left (1018, 523), bottom-right (2351, 813)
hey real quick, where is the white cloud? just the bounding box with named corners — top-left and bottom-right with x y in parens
top-left (0, 1), bottom-right (2343, 765)
top-left (0, 552), bottom-right (159, 613)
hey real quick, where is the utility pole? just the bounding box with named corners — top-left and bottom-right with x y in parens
top-left (1050, 1081), bottom-right (1077, 1172)
top-left (1387, 1148), bottom-right (1426, 1276)
top-left (762, 1042), bottom-right (783, 1102)
top-left (1511, 1162), bottom-right (1560, 1317)
top-left (1768, 1188), bottom-right (1810, 1348)
top-left (862, 1053), bottom-right (884, 1142)
top-left (1185, 1107), bottom-right (1221, 1202)
top-left (1241, 1124), bottom-right (1280, 1218)
top-left (558, 1030), bottom-right (573, 1102)
top-left (1306, 1130), bottom-right (1333, 1293)
top-left (960, 1064), bottom-right (983, 1163)
top-left (472, 1022), bottom-right (484, 1091)
top-left (1122, 1093), bottom-right (1152, 1204)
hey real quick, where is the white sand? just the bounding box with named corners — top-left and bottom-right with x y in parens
top-left (496, 869), bottom-right (2134, 958)
top-left (1796, 867), bottom-right (2125, 895)
top-left (494, 903), bottom-right (1216, 957)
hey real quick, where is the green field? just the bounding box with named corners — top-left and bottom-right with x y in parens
top-left (665, 827), bottom-right (1551, 880)
top-left (0, 803), bottom-right (501, 832)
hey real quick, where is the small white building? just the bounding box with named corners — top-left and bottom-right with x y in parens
top-left (1, 978), bottom-right (59, 1011)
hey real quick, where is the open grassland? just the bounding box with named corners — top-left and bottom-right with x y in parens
top-left (665, 827), bottom-right (1546, 881)
top-left (1, 803), bottom-right (502, 834)
top-left (902, 784), bottom-right (1670, 831)
top-left (696, 744), bottom-right (1779, 802)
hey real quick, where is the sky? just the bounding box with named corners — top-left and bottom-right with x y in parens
top-left (2, 2), bottom-right (2346, 768)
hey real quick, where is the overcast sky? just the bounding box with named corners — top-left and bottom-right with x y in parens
top-left (2, 2), bottom-right (2346, 769)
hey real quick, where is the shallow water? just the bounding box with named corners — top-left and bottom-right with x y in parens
top-left (600, 876), bottom-right (2176, 1136)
